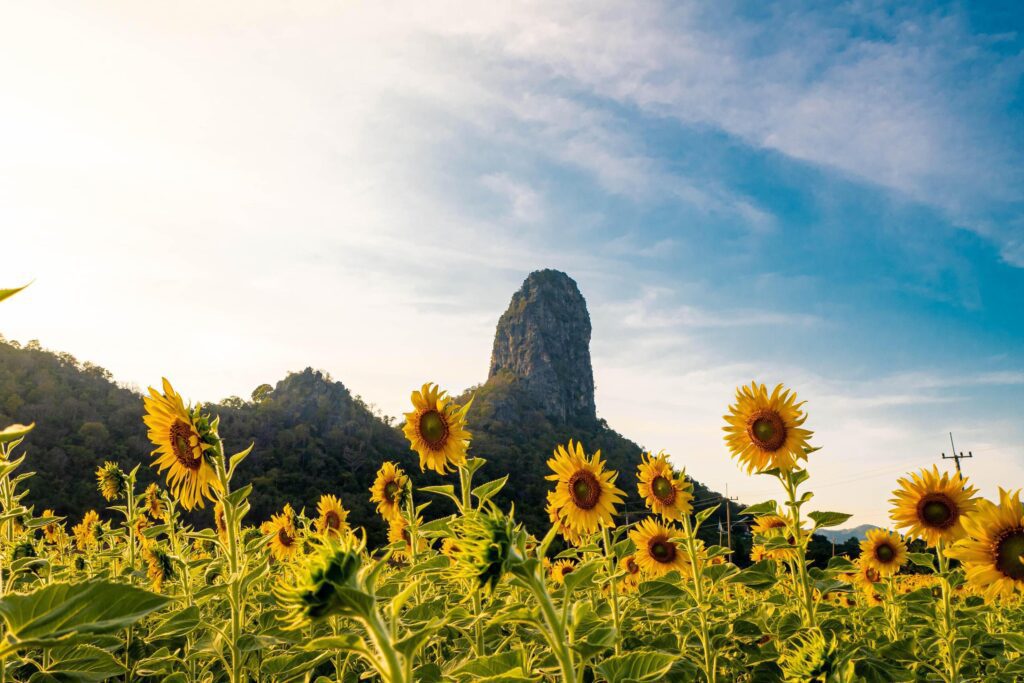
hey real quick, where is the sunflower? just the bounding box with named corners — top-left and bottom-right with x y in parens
top-left (848, 556), bottom-right (883, 602)
top-left (72, 510), bottom-right (101, 551)
top-left (751, 514), bottom-right (801, 561)
top-left (41, 509), bottom-right (62, 544)
top-left (133, 513), bottom-right (150, 543)
top-left (144, 483), bottom-right (165, 521)
top-left (948, 488), bottom-right (1024, 599)
top-left (369, 462), bottom-right (409, 522)
top-left (629, 517), bottom-right (690, 578)
top-left (144, 544), bottom-right (174, 592)
top-left (386, 516), bottom-right (426, 562)
top-left (723, 382), bottom-right (813, 474)
top-left (402, 383), bottom-right (473, 474)
top-left (214, 501), bottom-right (228, 544)
top-left (546, 491), bottom-right (584, 546)
top-left (546, 441), bottom-right (625, 535)
top-left (618, 554), bottom-right (643, 593)
top-left (95, 461), bottom-right (126, 502)
top-left (636, 451), bottom-right (693, 520)
top-left (859, 529), bottom-right (907, 577)
top-left (143, 378), bottom-right (222, 510)
top-left (890, 466), bottom-right (978, 547)
top-left (262, 504), bottom-right (300, 561)
top-left (750, 545), bottom-right (768, 563)
top-left (549, 559), bottom-right (577, 584)
top-left (315, 494), bottom-right (350, 538)
top-left (440, 537), bottom-right (460, 558)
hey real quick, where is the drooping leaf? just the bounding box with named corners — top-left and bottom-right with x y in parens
top-left (595, 650), bottom-right (676, 683)
top-left (0, 580), bottom-right (170, 654)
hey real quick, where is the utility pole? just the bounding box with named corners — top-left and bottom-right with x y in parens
top-left (724, 484), bottom-right (739, 556)
top-left (941, 432), bottom-right (973, 474)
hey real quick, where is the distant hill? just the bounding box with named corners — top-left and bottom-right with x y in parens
top-left (0, 269), bottom-right (745, 556)
top-left (816, 524), bottom-right (879, 543)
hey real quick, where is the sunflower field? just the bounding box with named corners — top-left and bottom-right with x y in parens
top-left (1, 285), bottom-right (1024, 683)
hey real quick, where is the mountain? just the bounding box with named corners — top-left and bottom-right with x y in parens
top-left (458, 270), bottom-right (745, 553)
top-left (816, 524), bottom-right (879, 543)
top-left (0, 269), bottom-right (745, 556)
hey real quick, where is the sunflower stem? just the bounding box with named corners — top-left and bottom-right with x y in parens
top-left (781, 469), bottom-right (817, 629)
top-left (936, 540), bottom-right (959, 683)
top-left (682, 512), bottom-right (717, 683)
top-left (601, 525), bottom-right (622, 655)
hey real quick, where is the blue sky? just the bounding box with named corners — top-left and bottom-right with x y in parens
top-left (2, 1), bottom-right (1022, 524)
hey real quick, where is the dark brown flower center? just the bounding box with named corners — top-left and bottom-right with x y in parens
top-left (561, 565), bottom-right (574, 576)
top-left (918, 494), bottom-right (957, 530)
top-left (875, 543), bottom-right (895, 563)
top-left (419, 410), bottom-right (449, 448)
top-left (568, 470), bottom-right (601, 510)
top-left (324, 511), bottom-right (341, 530)
top-left (169, 419), bottom-right (202, 470)
top-left (747, 409), bottom-right (787, 451)
top-left (649, 537), bottom-right (676, 564)
top-left (277, 527), bottom-right (295, 547)
top-left (864, 567), bottom-right (880, 583)
top-left (384, 480), bottom-right (401, 502)
top-left (995, 528), bottom-right (1024, 581)
top-left (626, 558), bottom-right (640, 574)
top-left (651, 476), bottom-right (676, 505)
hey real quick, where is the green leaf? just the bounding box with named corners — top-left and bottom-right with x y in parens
top-left (595, 651), bottom-right (676, 682)
top-left (27, 643), bottom-right (124, 682)
top-left (907, 552), bottom-right (936, 571)
top-left (807, 511), bottom-right (853, 529)
top-left (728, 561), bottom-right (778, 591)
top-left (0, 580), bottom-right (170, 654)
top-left (451, 651), bottom-right (524, 680)
top-left (637, 580), bottom-right (686, 601)
top-left (149, 605), bottom-right (200, 640)
top-left (0, 423), bottom-right (34, 443)
top-left (419, 485), bottom-right (462, 507)
top-left (471, 476), bottom-right (508, 503)
top-left (740, 501), bottom-right (778, 517)
top-left (304, 634), bottom-right (370, 656)
top-left (693, 504), bottom-right (720, 529)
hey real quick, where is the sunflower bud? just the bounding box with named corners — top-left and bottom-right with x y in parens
top-left (449, 510), bottom-right (524, 593)
top-left (778, 630), bottom-right (843, 682)
top-left (275, 538), bottom-right (367, 628)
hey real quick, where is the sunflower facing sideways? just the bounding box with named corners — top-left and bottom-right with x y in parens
top-left (144, 483), bottom-right (165, 521)
top-left (629, 516), bottom-right (690, 578)
top-left (143, 378), bottom-right (222, 510)
top-left (315, 494), bottom-right (350, 538)
top-left (72, 510), bottom-right (101, 551)
top-left (95, 461), bottom-right (126, 502)
top-left (370, 462), bottom-right (409, 522)
top-left (618, 554), bottom-right (644, 593)
top-left (402, 383), bottom-right (473, 475)
top-left (262, 504), bottom-right (300, 561)
top-left (636, 451), bottom-right (694, 521)
top-left (546, 440), bottom-right (625, 535)
top-left (860, 528), bottom-right (908, 577)
top-left (723, 382), bottom-right (813, 474)
top-left (849, 556), bottom-right (884, 606)
top-left (890, 466), bottom-right (978, 547)
top-left (948, 488), bottom-right (1024, 599)
top-left (549, 559), bottom-right (577, 584)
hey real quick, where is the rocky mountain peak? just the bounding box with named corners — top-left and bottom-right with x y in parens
top-left (488, 269), bottom-right (596, 422)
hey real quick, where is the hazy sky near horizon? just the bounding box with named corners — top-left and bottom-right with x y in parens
top-left (2, 1), bottom-right (1023, 527)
